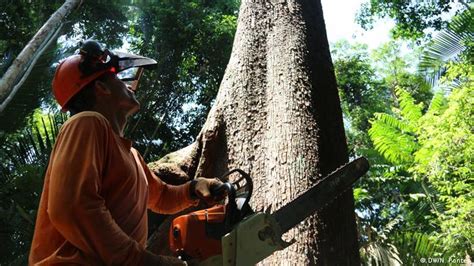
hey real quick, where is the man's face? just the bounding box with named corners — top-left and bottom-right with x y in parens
top-left (101, 72), bottom-right (140, 115)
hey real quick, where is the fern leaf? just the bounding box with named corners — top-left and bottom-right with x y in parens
top-left (395, 87), bottom-right (423, 125)
top-left (426, 92), bottom-right (447, 115)
top-left (369, 118), bottom-right (418, 165)
top-left (373, 112), bottom-right (413, 133)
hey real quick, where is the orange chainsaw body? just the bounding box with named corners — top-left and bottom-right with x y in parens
top-left (169, 204), bottom-right (227, 260)
top-left (167, 160), bottom-right (370, 264)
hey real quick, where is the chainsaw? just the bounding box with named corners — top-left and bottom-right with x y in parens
top-left (169, 157), bottom-right (369, 265)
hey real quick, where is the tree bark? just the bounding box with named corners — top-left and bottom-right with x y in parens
top-left (0, 0), bottom-right (82, 113)
top-left (149, 0), bottom-right (360, 264)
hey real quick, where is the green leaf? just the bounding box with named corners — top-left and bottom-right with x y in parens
top-left (408, 193), bottom-right (426, 200)
top-left (395, 87), bottom-right (423, 125)
top-left (354, 187), bottom-right (369, 201)
top-left (426, 92), bottom-right (447, 115)
top-left (369, 116), bottom-right (417, 164)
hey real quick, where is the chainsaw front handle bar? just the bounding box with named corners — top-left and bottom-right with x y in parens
top-left (216, 169), bottom-right (253, 210)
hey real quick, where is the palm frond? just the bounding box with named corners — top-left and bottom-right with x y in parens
top-left (426, 29), bottom-right (465, 62)
top-left (393, 232), bottom-right (445, 264)
top-left (361, 242), bottom-right (402, 266)
top-left (0, 112), bottom-right (66, 178)
top-left (0, 112), bottom-right (66, 265)
top-left (449, 7), bottom-right (474, 38)
top-left (419, 8), bottom-right (474, 84)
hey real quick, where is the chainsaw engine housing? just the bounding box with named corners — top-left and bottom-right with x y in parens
top-left (169, 205), bottom-right (227, 260)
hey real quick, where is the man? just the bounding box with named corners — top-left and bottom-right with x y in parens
top-left (29, 41), bottom-right (222, 265)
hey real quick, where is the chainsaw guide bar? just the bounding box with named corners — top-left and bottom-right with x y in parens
top-left (272, 157), bottom-right (370, 233)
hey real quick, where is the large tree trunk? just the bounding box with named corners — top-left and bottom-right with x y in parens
top-left (0, 0), bottom-right (82, 113)
top-left (149, 0), bottom-right (360, 264)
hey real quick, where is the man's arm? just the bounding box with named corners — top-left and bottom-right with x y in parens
top-left (134, 150), bottom-right (199, 214)
top-left (135, 151), bottom-right (224, 214)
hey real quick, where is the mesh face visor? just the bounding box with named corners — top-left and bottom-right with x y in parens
top-left (117, 67), bottom-right (144, 91)
top-left (108, 51), bottom-right (157, 91)
top-left (79, 40), bottom-right (157, 91)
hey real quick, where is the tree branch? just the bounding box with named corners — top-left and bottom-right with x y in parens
top-left (0, 0), bottom-right (82, 112)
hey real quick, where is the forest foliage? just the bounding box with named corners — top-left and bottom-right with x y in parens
top-left (0, 0), bottom-right (472, 265)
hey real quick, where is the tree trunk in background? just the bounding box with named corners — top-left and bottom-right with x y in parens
top-left (0, 0), bottom-right (82, 112)
top-left (149, 0), bottom-right (360, 264)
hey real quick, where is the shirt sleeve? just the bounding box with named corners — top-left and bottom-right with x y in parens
top-left (133, 151), bottom-right (199, 214)
top-left (47, 116), bottom-right (147, 265)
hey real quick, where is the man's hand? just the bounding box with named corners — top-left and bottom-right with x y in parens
top-left (190, 177), bottom-right (227, 205)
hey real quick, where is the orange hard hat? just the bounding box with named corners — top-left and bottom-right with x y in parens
top-left (52, 54), bottom-right (112, 110)
top-left (52, 40), bottom-right (157, 110)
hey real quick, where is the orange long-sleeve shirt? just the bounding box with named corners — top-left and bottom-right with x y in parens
top-left (29, 111), bottom-right (198, 265)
